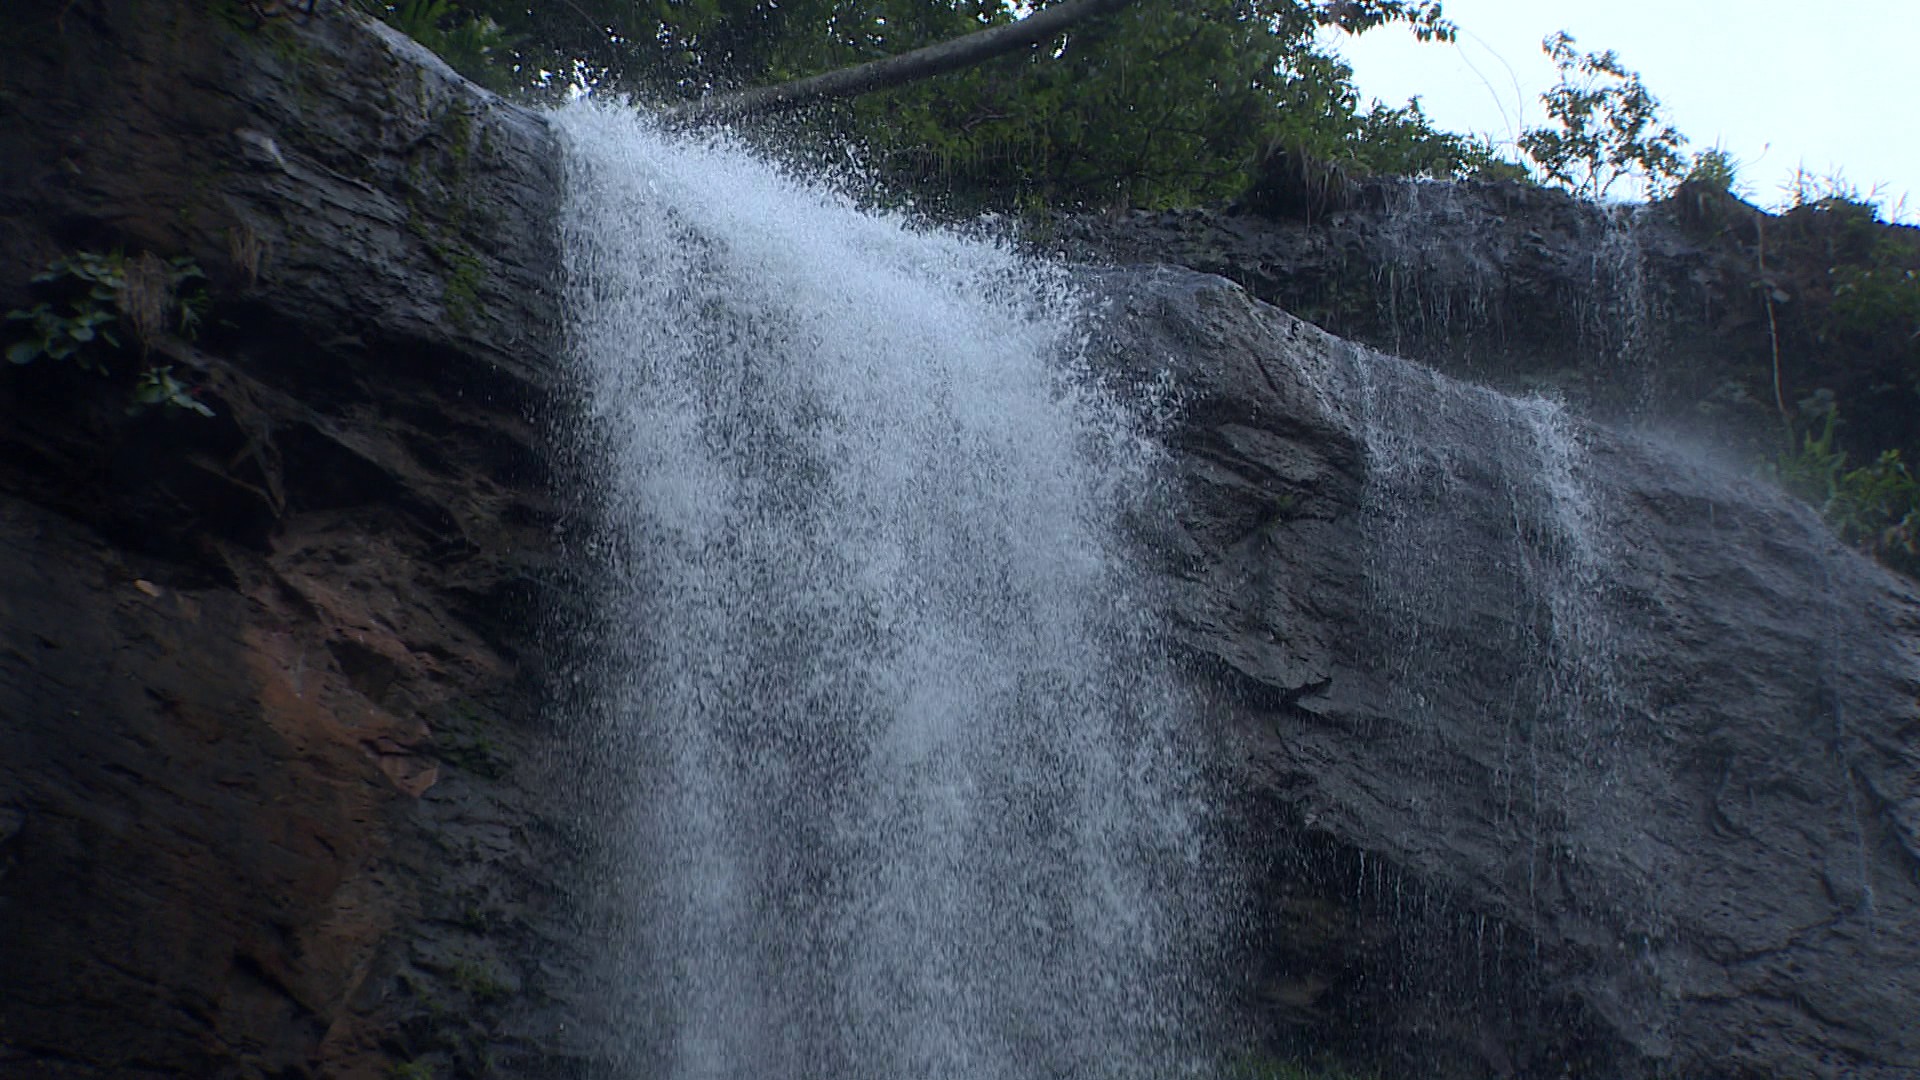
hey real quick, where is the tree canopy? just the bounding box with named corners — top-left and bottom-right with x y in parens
top-left (360, 0), bottom-right (1513, 209)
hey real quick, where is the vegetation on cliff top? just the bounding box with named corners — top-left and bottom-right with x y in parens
top-left (361, 0), bottom-right (1511, 208)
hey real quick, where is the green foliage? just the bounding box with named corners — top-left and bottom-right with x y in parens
top-left (1683, 146), bottom-right (1741, 195)
top-left (7, 252), bottom-right (129, 370)
top-left (387, 1062), bottom-right (435, 1080)
top-left (1519, 31), bottom-right (1687, 199)
top-left (1345, 97), bottom-right (1520, 180)
top-left (437, 732), bottom-right (507, 779)
top-left (826, 0), bottom-right (1464, 209)
top-left (1774, 407), bottom-right (1920, 576)
top-left (356, 0), bottom-right (522, 92)
top-left (4, 251), bottom-right (215, 416)
top-left (1779, 185), bottom-right (1920, 405)
top-left (449, 959), bottom-right (513, 1003)
top-left (133, 366), bottom-right (218, 417)
top-left (5, 300), bottom-right (120, 371)
top-left (1830, 239), bottom-right (1920, 341)
top-left (1780, 167), bottom-right (1912, 224)
top-left (364, 0), bottom-right (1471, 209)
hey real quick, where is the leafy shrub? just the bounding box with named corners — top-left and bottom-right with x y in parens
top-left (134, 366), bottom-right (217, 418)
top-left (1683, 147), bottom-right (1742, 196)
top-left (1346, 98), bottom-right (1524, 181)
top-left (6, 252), bottom-right (132, 371)
top-left (4, 251), bottom-right (215, 416)
top-left (1829, 237), bottom-right (1920, 343)
top-left (1774, 408), bottom-right (1920, 575)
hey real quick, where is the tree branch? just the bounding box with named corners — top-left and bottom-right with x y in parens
top-left (663, 0), bottom-right (1138, 126)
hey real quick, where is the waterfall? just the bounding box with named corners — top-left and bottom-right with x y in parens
top-left (553, 100), bottom-right (1214, 1080)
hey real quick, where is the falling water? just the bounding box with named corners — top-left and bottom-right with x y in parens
top-left (1365, 183), bottom-right (1667, 420)
top-left (1339, 344), bottom-right (1675, 1042)
top-left (553, 100), bottom-right (1213, 1080)
top-left (1372, 180), bottom-right (1498, 361)
top-left (1580, 203), bottom-right (1660, 416)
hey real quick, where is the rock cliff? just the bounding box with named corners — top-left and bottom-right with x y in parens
top-left (1058, 178), bottom-right (1920, 471)
top-left (3, 4), bottom-right (1917, 1080)
top-left (0, 3), bottom-right (586, 1076)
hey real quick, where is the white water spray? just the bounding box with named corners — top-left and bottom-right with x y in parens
top-left (554, 100), bottom-right (1211, 1080)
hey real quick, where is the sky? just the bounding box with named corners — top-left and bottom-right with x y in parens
top-left (1318, 0), bottom-right (1920, 216)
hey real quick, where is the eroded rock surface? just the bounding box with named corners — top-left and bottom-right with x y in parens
top-left (1093, 266), bottom-right (1920, 1079)
top-left (0, 2), bottom-right (584, 1076)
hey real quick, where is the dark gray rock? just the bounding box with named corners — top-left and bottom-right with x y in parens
top-left (0, 0), bottom-right (561, 392)
top-left (1058, 184), bottom-right (1710, 416)
top-left (1059, 181), bottom-right (1920, 470)
top-left (1092, 266), bottom-right (1920, 1079)
top-left (0, 3), bottom-right (588, 1077)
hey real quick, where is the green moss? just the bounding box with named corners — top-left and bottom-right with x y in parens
top-left (395, 105), bottom-right (492, 332)
top-left (456, 903), bottom-right (492, 932)
top-left (397, 969), bottom-right (452, 1021)
top-left (266, 26), bottom-right (314, 69)
top-left (445, 107), bottom-right (475, 170)
top-left (449, 959), bottom-right (512, 1004)
top-left (440, 246), bottom-right (485, 329)
top-left (437, 732), bottom-right (507, 779)
top-left (209, 0), bottom-right (256, 34)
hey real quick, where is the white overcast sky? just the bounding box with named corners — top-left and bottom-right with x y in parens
top-left (1319, 0), bottom-right (1920, 215)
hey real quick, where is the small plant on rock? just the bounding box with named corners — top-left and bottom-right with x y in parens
top-left (133, 365), bottom-right (217, 417)
top-left (1683, 147), bottom-right (1743, 197)
top-left (1773, 404), bottom-right (1920, 576)
top-left (4, 250), bottom-right (215, 416)
top-left (449, 958), bottom-right (513, 1004)
top-left (6, 251), bottom-right (129, 370)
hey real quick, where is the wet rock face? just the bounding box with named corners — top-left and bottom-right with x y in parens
top-left (1058, 182), bottom-right (1706, 413)
top-left (1093, 267), bottom-right (1920, 1080)
top-left (1058, 181), bottom-right (1919, 468)
top-left (0, 2), bottom-right (584, 1077)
